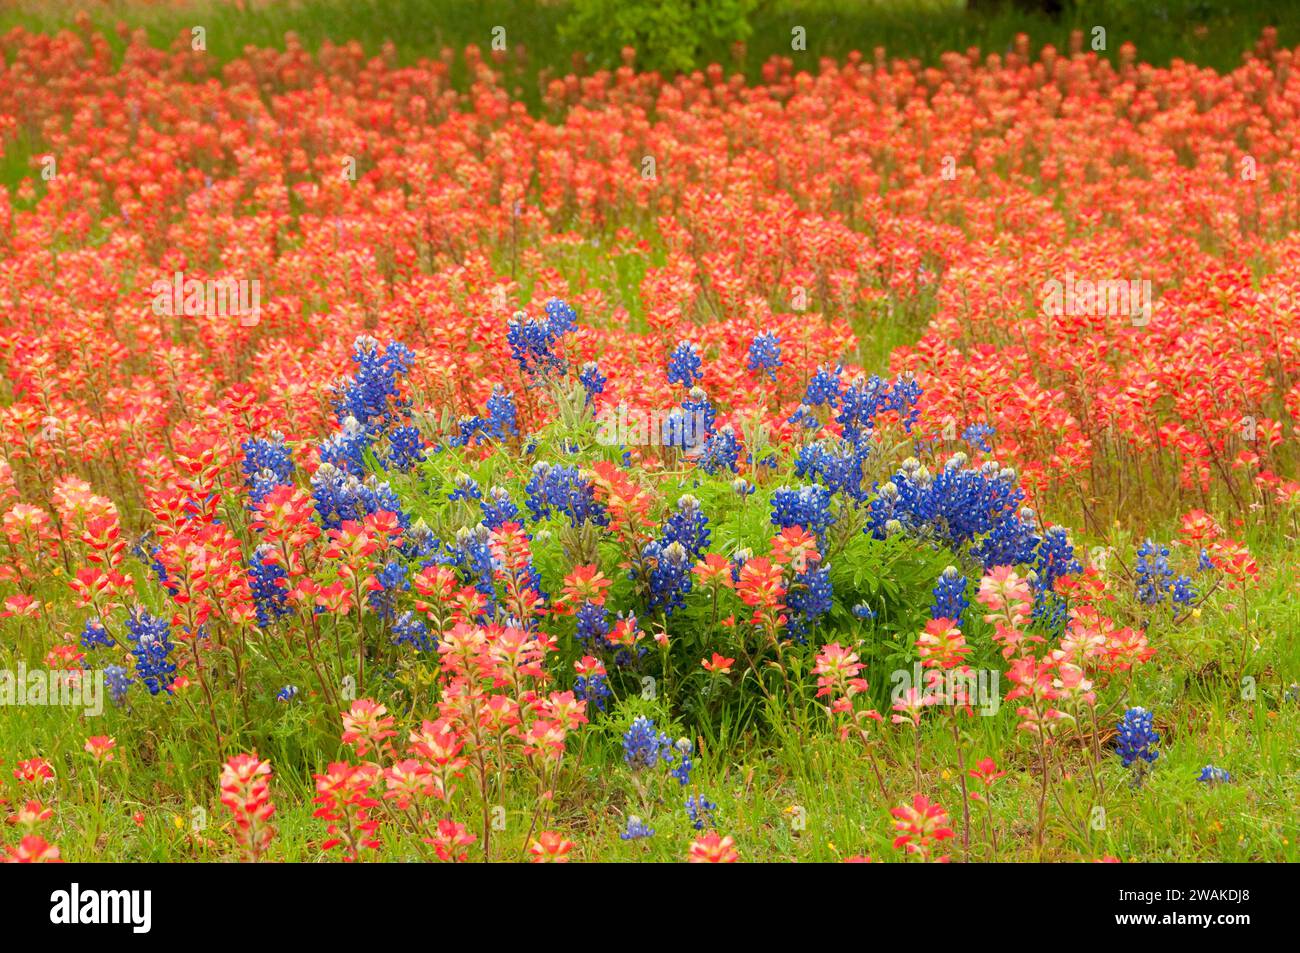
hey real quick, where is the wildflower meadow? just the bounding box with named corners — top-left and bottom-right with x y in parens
top-left (0, 0), bottom-right (1297, 898)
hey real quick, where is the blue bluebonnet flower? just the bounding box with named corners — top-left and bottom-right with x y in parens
top-left (310, 465), bottom-right (408, 530)
top-left (575, 600), bottom-right (614, 654)
top-left (241, 433), bottom-right (295, 503)
top-left (869, 458), bottom-right (1041, 572)
top-left (794, 440), bottom-right (871, 500)
top-left (248, 546), bottom-right (291, 628)
top-left (667, 341), bottom-right (704, 388)
top-left (579, 361), bottom-right (607, 403)
top-left (1135, 539), bottom-right (1196, 607)
top-left (788, 403), bottom-right (821, 432)
top-left (786, 565), bottom-right (833, 642)
top-left (962, 423), bottom-right (995, 453)
top-left (276, 685), bottom-right (298, 702)
top-left (697, 425), bottom-right (741, 475)
top-left (79, 617), bottom-right (115, 650)
top-left (525, 462), bottom-right (608, 527)
top-left (1171, 574), bottom-right (1197, 606)
top-left (837, 372), bottom-right (921, 440)
top-left (669, 738), bottom-right (694, 786)
top-left (620, 816), bottom-right (655, 840)
top-left (574, 668), bottom-right (611, 711)
top-left (1197, 548), bottom-right (1214, 572)
top-left (332, 336), bottom-right (415, 438)
top-left (104, 665), bottom-right (131, 706)
top-left (448, 473), bottom-right (482, 503)
top-left (623, 716), bottom-right (674, 770)
top-left (771, 483), bottom-right (835, 537)
top-left (1197, 765), bottom-right (1231, 785)
top-left (681, 387), bottom-right (716, 436)
top-left (686, 794), bottom-right (717, 831)
top-left (385, 425), bottom-right (425, 471)
top-left (479, 486), bottom-right (519, 529)
top-left (802, 363), bottom-right (842, 407)
top-left (639, 497), bottom-right (711, 615)
top-left (1032, 527), bottom-right (1081, 594)
top-left (317, 417), bottom-right (370, 475)
top-left (931, 567), bottom-right (969, 621)
top-left (485, 385), bottom-right (519, 440)
top-left (1135, 539), bottom-right (1174, 605)
top-left (852, 602), bottom-right (878, 621)
top-left (392, 611), bottom-right (433, 652)
top-left (747, 330), bottom-right (782, 379)
top-left (124, 608), bottom-right (177, 696)
top-left (1116, 707), bottom-right (1160, 768)
top-left (507, 298), bottom-right (577, 377)
top-left (661, 495), bottom-right (710, 557)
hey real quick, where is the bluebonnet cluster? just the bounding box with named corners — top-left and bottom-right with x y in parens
top-left (620, 816), bottom-right (655, 840)
top-left (451, 524), bottom-right (497, 612)
top-left (125, 608), bottom-right (178, 696)
top-left (479, 486), bottom-right (519, 529)
top-left (507, 299), bottom-right (577, 378)
top-left (317, 416), bottom-right (369, 474)
top-left (1197, 548), bottom-right (1214, 572)
top-left (931, 567), bottom-right (969, 620)
top-left (794, 439), bottom-right (871, 500)
top-left (241, 433), bottom-right (295, 505)
top-left (697, 425), bottom-right (741, 475)
top-left (771, 484), bottom-right (835, 538)
top-left (1032, 527), bottom-right (1081, 593)
top-left (640, 496), bottom-right (711, 615)
top-left (962, 423), bottom-right (996, 453)
top-left (623, 716), bottom-right (675, 770)
top-left (392, 611), bottom-right (434, 652)
top-left (786, 565), bottom-right (833, 642)
top-left (669, 738), bottom-right (694, 786)
top-left (575, 601), bottom-right (615, 655)
top-left (681, 387), bottom-right (717, 436)
top-left (836, 372), bottom-right (922, 441)
top-left (1197, 765), bottom-right (1231, 785)
top-left (1030, 527), bottom-right (1082, 630)
top-left (484, 386), bottom-right (519, 440)
top-left (747, 331), bottom-right (782, 380)
top-left (368, 560), bottom-right (409, 619)
top-left (249, 546), bottom-right (291, 628)
top-left (579, 361), bottom-right (606, 403)
top-left (79, 617), bottom-right (115, 650)
top-left (448, 473), bottom-right (482, 503)
top-left (325, 337), bottom-right (424, 473)
top-left (276, 685), bottom-right (298, 702)
top-left (686, 794), bottom-right (717, 831)
top-left (386, 424), bottom-right (426, 470)
top-left (525, 462), bottom-right (608, 527)
top-left (867, 456), bottom-right (1045, 576)
top-left (1116, 707), bottom-right (1160, 769)
top-left (104, 665), bottom-right (131, 706)
top-left (310, 465), bottom-right (407, 530)
top-left (333, 337), bottom-right (416, 437)
top-left (1135, 539), bottom-right (1197, 607)
top-left (667, 341), bottom-right (704, 388)
top-left (802, 363), bottom-right (842, 409)
top-left (574, 666), bottom-right (611, 712)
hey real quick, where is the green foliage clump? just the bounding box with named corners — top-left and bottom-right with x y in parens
top-left (560, 0), bottom-right (755, 74)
